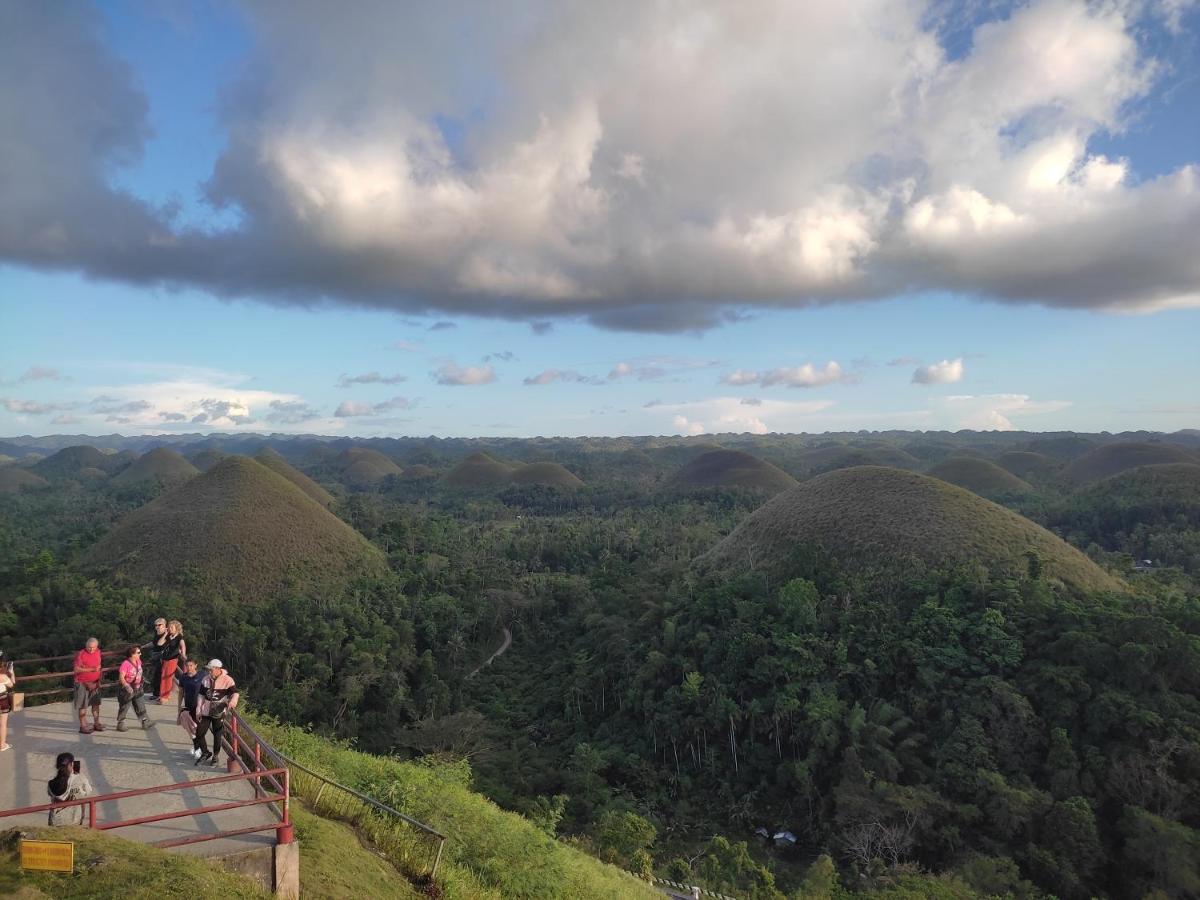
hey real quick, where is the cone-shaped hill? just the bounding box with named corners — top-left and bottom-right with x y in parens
top-left (337, 447), bottom-right (403, 488)
top-left (33, 445), bottom-right (117, 479)
top-left (703, 466), bottom-right (1121, 595)
top-left (668, 449), bottom-right (798, 494)
top-left (110, 448), bottom-right (200, 486)
top-left (444, 452), bottom-right (517, 487)
top-left (76, 467), bottom-right (110, 482)
top-left (79, 457), bottom-right (386, 599)
top-left (1061, 463), bottom-right (1200, 531)
top-left (254, 448), bottom-right (335, 506)
top-left (995, 451), bottom-right (1059, 480)
top-left (400, 464), bottom-right (437, 480)
top-left (510, 461), bottom-right (585, 488)
top-left (0, 468), bottom-right (48, 494)
top-left (189, 448), bottom-right (228, 472)
top-left (1064, 442), bottom-right (1196, 484)
top-left (927, 457), bottom-right (1034, 498)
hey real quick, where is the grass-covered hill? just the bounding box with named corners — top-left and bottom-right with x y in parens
top-left (0, 467), bottom-right (48, 494)
top-left (795, 443), bottom-right (918, 475)
top-left (400, 463), bottom-right (437, 480)
top-left (338, 446), bottom-right (403, 487)
top-left (109, 447), bottom-right (200, 485)
top-left (668, 448), bottom-right (798, 494)
top-left (704, 466), bottom-right (1122, 594)
top-left (190, 447), bottom-right (228, 471)
top-left (79, 456), bottom-right (386, 598)
top-left (255, 448), bottom-right (335, 506)
top-left (510, 461), bottom-right (585, 488)
top-left (76, 466), bottom-right (110, 481)
top-left (995, 450), bottom-right (1059, 480)
top-left (445, 452), bottom-right (517, 487)
top-left (927, 456), bottom-right (1034, 499)
top-left (31, 445), bottom-right (118, 479)
top-left (1063, 441), bottom-right (1196, 483)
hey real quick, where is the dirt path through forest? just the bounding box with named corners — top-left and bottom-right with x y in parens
top-left (466, 626), bottom-right (512, 679)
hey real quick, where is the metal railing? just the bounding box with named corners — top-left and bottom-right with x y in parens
top-left (229, 711), bottom-right (447, 880)
top-left (9, 647), bottom-right (134, 702)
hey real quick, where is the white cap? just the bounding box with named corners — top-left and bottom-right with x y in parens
top-left (205, 659), bottom-right (224, 669)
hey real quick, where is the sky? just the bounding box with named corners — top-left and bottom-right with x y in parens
top-left (1, 0), bottom-right (1198, 439)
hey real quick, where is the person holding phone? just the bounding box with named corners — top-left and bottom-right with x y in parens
top-left (0, 650), bottom-right (13, 751)
top-left (47, 752), bottom-right (93, 826)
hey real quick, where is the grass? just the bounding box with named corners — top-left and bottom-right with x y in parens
top-left (704, 465), bottom-right (1123, 595)
top-left (926, 457), bottom-right (1034, 498)
top-left (509, 462), bottom-right (584, 488)
top-left (109, 448), bottom-right (199, 485)
top-left (255, 450), bottom-right (335, 506)
top-left (0, 468), bottom-right (48, 494)
top-left (31, 446), bottom-right (115, 479)
top-left (291, 802), bottom-right (422, 899)
top-left (0, 826), bottom-right (270, 899)
top-left (253, 715), bottom-right (661, 900)
top-left (339, 447), bottom-right (404, 487)
top-left (79, 456), bottom-right (386, 598)
top-left (445, 454), bottom-right (585, 489)
top-left (189, 448), bottom-right (228, 471)
top-left (994, 450), bottom-right (1059, 479)
top-left (1064, 441), bottom-right (1196, 484)
top-left (669, 449), bottom-right (798, 493)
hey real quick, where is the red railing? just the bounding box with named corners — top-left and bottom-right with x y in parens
top-left (9, 647), bottom-right (134, 701)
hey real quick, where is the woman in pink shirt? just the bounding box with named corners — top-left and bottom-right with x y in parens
top-left (116, 646), bottom-right (155, 732)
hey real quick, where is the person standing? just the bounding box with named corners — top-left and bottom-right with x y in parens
top-left (143, 617), bottom-right (168, 700)
top-left (193, 659), bottom-right (239, 767)
top-left (72, 637), bottom-right (105, 734)
top-left (157, 620), bottom-right (186, 704)
top-left (116, 646), bottom-right (155, 732)
top-left (0, 650), bottom-right (13, 751)
top-left (175, 658), bottom-right (205, 750)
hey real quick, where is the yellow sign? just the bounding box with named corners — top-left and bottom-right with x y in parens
top-left (19, 838), bottom-right (74, 873)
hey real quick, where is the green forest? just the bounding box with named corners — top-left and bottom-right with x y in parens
top-left (1, 431), bottom-right (1198, 898)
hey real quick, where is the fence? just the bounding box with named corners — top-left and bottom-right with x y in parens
top-left (228, 712), bottom-right (447, 881)
top-left (9, 646), bottom-right (134, 703)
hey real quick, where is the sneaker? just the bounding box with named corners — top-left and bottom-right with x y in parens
top-left (141, 718), bottom-right (155, 730)
top-left (208, 755), bottom-right (221, 767)
top-left (116, 721), bottom-right (129, 732)
top-left (79, 725), bottom-right (94, 735)
top-left (92, 722), bottom-right (106, 732)
top-left (196, 752), bottom-right (212, 766)
top-left (191, 748), bottom-right (201, 760)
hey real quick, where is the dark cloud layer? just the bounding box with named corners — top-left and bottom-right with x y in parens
top-left (2, 2), bottom-right (1198, 333)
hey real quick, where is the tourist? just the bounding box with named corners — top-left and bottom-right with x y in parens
top-left (157, 620), bottom-right (187, 704)
top-left (175, 658), bottom-right (205, 748)
top-left (193, 659), bottom-right (239, 767)
top-left (116, 646), bottom-right (154, 732)
top-left (47, 752), bottom-right (93, 826)
top-left (143, 617), bottom-right (168, 699)
top-left (0, 650), bottom-right (13, 751)
top-left (72, 637), bottom-right (105, 734)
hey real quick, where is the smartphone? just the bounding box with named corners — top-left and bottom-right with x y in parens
top-left (72, 760), bottom-right (81, 774)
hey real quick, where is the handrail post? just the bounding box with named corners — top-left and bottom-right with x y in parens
top-left (226, 715), bottom-right (240, 773)
top-left (276, 767), bottom-right (295, 844)
top-left (431, 836), bottom-right (445, 881)
top-left (88, 799), bottom-right (96, 829)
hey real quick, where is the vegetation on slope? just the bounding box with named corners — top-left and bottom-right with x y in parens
top-left (109, 447), bottom-right (199, 485)
top-left (1063, 441), bottom-right (1196, 484)
top-left (290, 803), bottom-right (422, 899)
top-left (254, 448), bottom-right (335, 506)
top-left (511, 461), bottom-right (585, 488)
top-left (926, 457), bottom-right (1034, 499)
top-left (994, 450), bottom-right (1059, 481)
top-left (31, 446), bottom-right (117, 479)
top-left (339, 447), bottom-right (404, 487)
top-left (704, 466), bottom-right (1121, 594)
top-left (444, 452), bottom-right (516, 487)
top-left (669, 449), bottom-right (799, 494)
top-left (0, 468), bottom-right (48, 494)
top-left (189, 447), bottom-right (228, 471)
top-left (78, 456), bottom-right (385, 598)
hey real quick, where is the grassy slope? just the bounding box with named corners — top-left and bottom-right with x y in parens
top-left (255, 450), bottom-right (336, 506)
top-left (339, 448), bottom-right (403, 486)
top-left (1064, 441), bottom-right (1196, 483)
top-left (110, 448), bottom-right (199, 485)
top-left (79, 456), bottom-right (385, 598)
top-left (510, 462), bottom-right (585, 488)
top-left (291, 803), bottom-right (421, 899)
top-left (444, 453), bottom-right (515, 488)
top-left (927, 457), bottom-right (1033, 497)
top-left (706, 465), bottom-right (1122, 594)
top-left (0, 468), bottom-right (48, 493)
top-left (670, 449), bottom-right (798, 493)
top-left (255, 718), bottom-right (660, 900)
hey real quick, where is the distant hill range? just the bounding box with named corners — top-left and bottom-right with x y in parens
top-left (703, 466), bottom-right (1122, 595)
top-left (927, 456), bottom-right (1034, 498)
top-left (444, 452), bottom-right (583, 488)
top-left (79, 456), bottom-right (385, 598)
top-left (1064, 441), bottom-right (1197, 484)
top-left (994, 450), bottom-right (1060, 480)
top-left (668, 449), bottom-right (798, 493)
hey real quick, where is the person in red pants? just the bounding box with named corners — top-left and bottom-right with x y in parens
top-left (157, 620), bottom-right (187, 704)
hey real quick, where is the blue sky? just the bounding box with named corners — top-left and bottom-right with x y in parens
top-left (1, 1), bottom-right (1198, 438)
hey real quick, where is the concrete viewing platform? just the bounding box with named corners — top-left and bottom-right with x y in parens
top-left (0, 698), bottom-right (279, 858)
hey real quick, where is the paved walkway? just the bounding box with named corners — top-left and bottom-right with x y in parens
top-left (0, 699), bottom-right (278, 857)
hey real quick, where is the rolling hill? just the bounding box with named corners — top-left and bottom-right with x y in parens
top-left (0, 467), bottom-right (49, 494)
top-left (110, 447), bottom-right (200, 485)
top-left (189, 447), bottom-right (228, 471)
top-left (510, 461), bottom-right (585, 488)
top-left (927, 456), bottom-right (1034, 498)
top-left (1055, 463), bottom-right (1200, 538)
top-left (995, 450), bottom-right (1059, 480)
top-left (1063, 441), bottom-right (1196, 484)
top-left (337, 447), bottom-right (403, 488)
top-left (668, 448), bottom-right (798, 493)
top-left (443, 452), bottom-right (516, 487)
top-left (703, 466), bottom-right (1121, 594)
top-left (399, 463), bottom-right (437, 480)
top-left (255, 448), bottom-right (335, 506)
top-left (79, 457), bottom-right (386, 598)
top-left (32, 445), bottom-right (118, 478)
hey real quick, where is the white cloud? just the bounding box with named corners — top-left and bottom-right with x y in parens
top-left (17, 366), bottom-right (62, 383)
top-left (912, 358), bottom-right (965, 385)
top-left (523, 368), bottom-right (603, 386)
top-left (943, 393), bottom-right (1071, 430)
top-left (721, 361), bottom-right (857, 388)
top-left (4, 2), bottom-right (1197, 329)
top-left (431, 362), bottom-right (496, 386)
top-left (336, 371), bottom-right (408, 388)
top-left (672, 415), bottom-right (706, 436)
top-left (652, 395), bottom-right (835, 435)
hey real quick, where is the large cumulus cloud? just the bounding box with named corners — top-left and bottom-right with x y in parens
top-left (2, 0), bottom-right (1198, 330)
